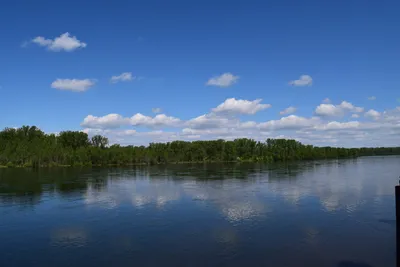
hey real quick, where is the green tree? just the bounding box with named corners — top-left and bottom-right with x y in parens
top-left (1, 125), bottom-right (400, 168)
top-left (91, 135), bottom-right (109, 149)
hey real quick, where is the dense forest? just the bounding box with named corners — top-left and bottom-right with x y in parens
top-left (0, 126), bottom-right (400, 168)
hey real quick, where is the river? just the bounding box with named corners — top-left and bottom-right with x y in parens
top-left (0, 156), bottom-right (398, 267)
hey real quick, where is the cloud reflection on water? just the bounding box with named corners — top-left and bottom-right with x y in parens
top-left (84, 178), bottom-right (182, 210)
top-left (80, 157), bottom-right (399, 226)
top-left (1, 158), bottom-right (398, 267)
top-left (182, 180), bottom-right (269, 223)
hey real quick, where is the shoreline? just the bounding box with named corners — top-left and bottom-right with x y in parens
top-left (0, 156), bottom-right (373, 169)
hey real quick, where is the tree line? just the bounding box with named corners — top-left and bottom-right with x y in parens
top-left (0, 126), bottom-right (399, 168)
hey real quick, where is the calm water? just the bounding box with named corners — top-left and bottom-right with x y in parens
top-left (0, 157), bottom-right (398, 267)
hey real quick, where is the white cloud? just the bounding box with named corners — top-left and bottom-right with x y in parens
top-left (382, 107), bottom-right (400, 122)
top-left (279, 106), bottom-right (297, 115)
top-left (114, 129), bottom-right (137, 137)
top-left (182, 128), bottom-right (231, 137)
top-left (81, 128), bottom-right (110, 135)
top-left (239, 121), bottom-right (258, 129)
top-left (368, 96), bottom-right (376, 100)
top-left (212, 98), bottom-right (271, 115)
top-left (31, 33), bottom-right (87, 52)
top-left (315, 101), bottom-right (364, 117)
top-left (365, 109), bottom-right (380, 120)
top-left (315, 104), bottom-right (342, 117)
top-left (339, 101), bottom-right (364, 112)
top-left (152, 108), bottom-right (162, 113)
top-left (81, 113), bottom-right (181, 129)
top-left (314, 121), bottom-right (361, 131)
top-left (110, 72), bottom-right (134, 83)
top-left (289, 75), bottom-right (312, 87)
top-left (186, 114), bottom-right (233, 130)
top-left (259, 115), bottom-right (319, 130)
top-left (114, 130), bottom-right (182, 145)
top-left (130, 113), bottom-right (181, 127)
top-left (51, 79), bottom-right (95, 92)
top-left (206, 73), bottom-right (239, 87)
top-left (78, 98), bottom-right (400, 147)
top-left (80, 113), bottom-right (400, 147)
top-left (81, 114), bottom-right (129, 129)
top-left (323, 98), bottom-right (331, 103)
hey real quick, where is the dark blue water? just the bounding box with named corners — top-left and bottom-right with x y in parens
top-left (0, 157), bottom-right (398, 267)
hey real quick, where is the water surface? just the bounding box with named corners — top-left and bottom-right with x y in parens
top-left (0, 157), bottom-right (398, 267)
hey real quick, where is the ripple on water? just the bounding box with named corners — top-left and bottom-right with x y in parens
top-left (50, 227), bottom-right (88, 248)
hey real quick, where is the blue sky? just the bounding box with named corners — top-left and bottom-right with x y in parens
top-left (1, 0), bottom-right (400, 147)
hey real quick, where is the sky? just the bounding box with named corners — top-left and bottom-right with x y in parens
top-left (1, 0), bottom-right (400, 147)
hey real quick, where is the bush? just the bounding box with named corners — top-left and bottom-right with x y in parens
top-left (23, 161), bottom-right (33, 168)
top-left (84, 162), bottom-right (92, 167)
top-left (6, 162), bottom-right (15, 168)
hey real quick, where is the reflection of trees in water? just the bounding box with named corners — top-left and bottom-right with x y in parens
top-left (90, 177), bottom-right (109, 192)
top-left (56, 181), bottom-right (87, 197)
top-left (141, 161), bottom-right (316, 181)
top-left (0, 157), bottom-right (393, 212)
top-left (0, 168), bottom-right (92, 206)
top-left (0, 168), bottom-right (42, 207)
top-left (0, 160), bottom-right (338, 209)
top-left (0, 160), bottom-right (394, 267)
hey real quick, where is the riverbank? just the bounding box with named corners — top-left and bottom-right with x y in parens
top-left (2, 126), bottom-right (400, 169)
top-left (0, 160), bottom-right (245, 169)
top-left (0, 157), bottom-right (364, 169)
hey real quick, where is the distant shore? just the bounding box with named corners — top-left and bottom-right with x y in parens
top-left (1, 126), bottom-right (400, 169)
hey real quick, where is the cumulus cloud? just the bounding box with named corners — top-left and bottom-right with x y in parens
top-left (79, 98), bottom-right (400, 147)
top-left (51, 79), bottom-right (95, 92)
top-left (382, 107), bottom-right (400, 122)
top-left (314, 121), bottom-right (361, 131)
top-left (289, 75), bottom-right (313, 87)
top-left (152, 108), bottom-right (162, 113)
top-left (259, 115), bottom-right (319, 130)
top-left (81, 113), bottom-right (181, 129)
top-left (315, 101), bottom-right (364, 117)
top-left (181, 127), bottom-right (231, 137)
top-left (368, 96), bottom-right (376, 100)
top-left (110, 72), bottom-right (134, 83)
top-left (31, 33), bottom-right (87, 52)
top-left (186, 114), bottom-right (233, 130)
top-left (238, 121), bottom-right (258, 129)
top-left (279, 106), bottom-right (297, 115)
top-left (365, 109), bottom-right (380, 120)
top-left (81, 114), bottom-right (129, 129)
top-left (113, 130), bottom-right (182, 145)
top-left (81, 128), bottom-right (111, 135)
top-left (130, 113), bottom-right (181, 127)
top-left (315, 104), bottom-right (341, 117)
top-left (206, 73), bottom-right (239, 87)
top-left (212, 98), bottom-right (271, 115)
top-left (339, 101), bottom-right (364, 112)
